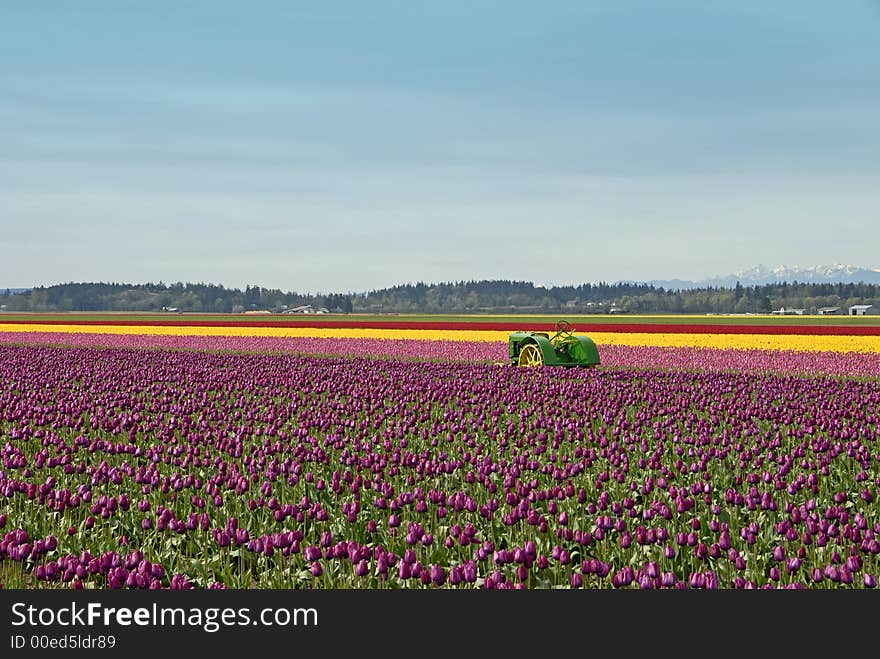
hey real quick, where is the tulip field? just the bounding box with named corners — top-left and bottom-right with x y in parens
top-left (1, 315), bottom-right (879, 589)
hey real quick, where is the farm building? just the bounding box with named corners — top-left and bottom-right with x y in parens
top-left (771, 307), bottom-right (806, 315)
top-left (281, 305), bottom-right (330, 314)
top-left (817, 307), bottom-right (841, 315)
top-left (282, 305), bottom-right (315, 314)
top-left (848, 304), bottom-right (877, 315)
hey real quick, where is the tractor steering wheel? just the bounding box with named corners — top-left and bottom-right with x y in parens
top-left (551, 320), bottom-right (574, 342)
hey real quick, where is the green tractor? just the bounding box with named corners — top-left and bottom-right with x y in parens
top-left (508, 320), bottom-right (601, 367)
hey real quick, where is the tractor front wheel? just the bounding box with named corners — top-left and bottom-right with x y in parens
top-left (518, 343), bottom-right (544, 367)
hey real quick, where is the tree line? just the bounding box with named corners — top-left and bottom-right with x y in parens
top-left (1, 280), bottom-right (878, 314)
top-left (0, 282), bottom-right (352, 314)
top-left (351, 279), bottom-right (879, 314)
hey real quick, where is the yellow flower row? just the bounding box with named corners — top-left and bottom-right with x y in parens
top-left (1, 324), bottom-right (879, 353)
top-left (588, 332), bottom-right (880, 353)
top-left (0, 324), bottom-right (506, 342)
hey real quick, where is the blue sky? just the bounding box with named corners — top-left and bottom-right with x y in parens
top-left (2, 1), bottom-right (878, 293)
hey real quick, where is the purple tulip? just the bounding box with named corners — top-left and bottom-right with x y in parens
top-left (704, 572), bottom-right (718, 590)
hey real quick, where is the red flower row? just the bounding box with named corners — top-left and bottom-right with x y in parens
top-left (3, 319), bottom-right (880, 335)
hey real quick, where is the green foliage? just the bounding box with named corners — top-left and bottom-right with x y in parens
top-left (2, 282), bottom-right (352, 314)
top-left (350, 280), bottom-right (880, 314)
top-left (3, 279), bottom-right (879, 314)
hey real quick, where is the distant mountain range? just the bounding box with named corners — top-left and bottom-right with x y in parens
top-left (632, 264), bottom-right (880, 290)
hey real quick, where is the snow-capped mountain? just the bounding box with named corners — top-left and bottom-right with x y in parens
top-left (641, 264), bottom-right (880, 290)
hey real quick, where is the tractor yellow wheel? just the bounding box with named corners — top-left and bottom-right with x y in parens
top-left (518, 344), bottom-right (544, 367)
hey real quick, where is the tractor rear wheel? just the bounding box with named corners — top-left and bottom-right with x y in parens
top-left (518, 343), bottom-right (544, 367)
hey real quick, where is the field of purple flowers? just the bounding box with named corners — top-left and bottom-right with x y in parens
top-left (2, 331), bottom-right (880, 378)
top-left (1, 344), bottom-right (878, 589)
